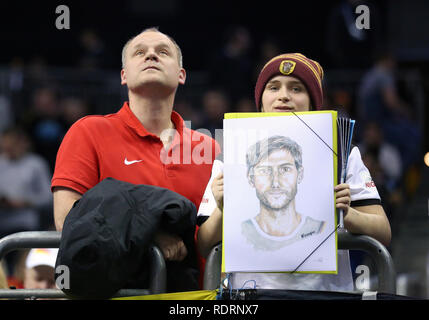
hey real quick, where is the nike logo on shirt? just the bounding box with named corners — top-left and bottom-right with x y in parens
top-left (124, 158), bottom-right (143, 165)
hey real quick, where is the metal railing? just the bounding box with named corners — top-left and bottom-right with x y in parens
top-left (0, 231), bottom-right (167, 299)
top-left (203, 229), bottom-right (397, 294)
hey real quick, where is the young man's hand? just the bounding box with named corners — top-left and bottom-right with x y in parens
top-left (334, 183), bottom-right (351, 215)
top-left (211, 172), bottom-right (224, 211)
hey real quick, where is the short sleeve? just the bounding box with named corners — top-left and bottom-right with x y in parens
top-left (196, 159), bottom-right (224, 226)
top-left (346, 146), bottom-right (381, 206)
top-left (51, 118), bottom-right (100, 194)
top-left (28, 156), bottom-right (53, 206)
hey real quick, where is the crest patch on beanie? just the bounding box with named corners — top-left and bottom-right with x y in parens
top-left (279, 60), bottom-right (296, 75)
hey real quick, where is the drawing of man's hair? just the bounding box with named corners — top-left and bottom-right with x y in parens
top-left (246, 135), bottom-right (303, 176)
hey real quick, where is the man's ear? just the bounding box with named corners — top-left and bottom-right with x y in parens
top-left (120, 69), bottom-right (127, 85)
top-left (178, 68), bottom-right (186, 85)
top-left (297, 167), bottom-right (304, 184)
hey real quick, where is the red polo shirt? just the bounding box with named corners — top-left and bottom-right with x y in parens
top-left (52, 102), bottom-right (220, 210)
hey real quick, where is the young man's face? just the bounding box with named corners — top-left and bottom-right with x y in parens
top-left (261, 75), bottom-right (311, 112)
top-left (249, 149), bottom-right (303, 210)
top-left (121, 31), bottom-right (186, 92)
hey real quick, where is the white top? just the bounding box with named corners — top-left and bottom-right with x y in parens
top-left (197, 146), bottom-right (381, 291)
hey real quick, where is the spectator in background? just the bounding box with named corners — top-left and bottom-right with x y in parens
top-left (200, 88), bottom-right (231, 140)
top-left (207, 26), bottom-right (254, 103)
top-left (77, 29), bottom-right (113, 71)
top-left (60, 96), bottom-right (90, 129)
top-left (234, 97), bottom-right (255, 113)
top-left (27, 56), bottom-right (50, 86)
top-left (357, 51), bottom-right (421, 171)
top-left (23, 248), bottom-right (58, 290)
top-left (7, 57), bottom-right (26, 119)
top-left (325, 0), bottom-right (384, 68)
top-left (8, 57), bottom-right (25, 93)
top-left (19, 87), bottom-right (66, 171)
top-left (253, 37), bottom-right (282, 83)
top-left (0, 95), bottom-right (14, 134)
top-left (328, 88), bottom-right (353, 119)
top-left (173, 98), bottom-right (205, 130)
top-left (0, 126), bottom-right (53, 239)
top-left (359, 121), bottom-right (404, 220)
top-left (358, 121), bottom-right (403, 191)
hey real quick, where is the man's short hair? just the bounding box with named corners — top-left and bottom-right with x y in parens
top-left (121, 27), bottom-right (183, 69)
top-left (246, 135), bottom-right (303, 177)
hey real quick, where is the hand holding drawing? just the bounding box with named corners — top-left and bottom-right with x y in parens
top-left (211, 172), bottom-right (224, 211)
top-left (334, 183), bottom-right (351, 216)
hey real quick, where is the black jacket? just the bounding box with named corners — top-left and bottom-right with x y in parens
top-left (55, 177), bottom-right (199, 299)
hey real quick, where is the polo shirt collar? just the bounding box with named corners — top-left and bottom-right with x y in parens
top-left (118, 101), bottom-right (185, 143)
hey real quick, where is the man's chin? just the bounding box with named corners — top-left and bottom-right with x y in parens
top-left (139, 78), bottom-right (165, 87)
top-left (130, 79), bottom-right (175, 93)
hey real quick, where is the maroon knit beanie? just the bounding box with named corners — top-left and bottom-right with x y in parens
top-left (254, 53), bottom-right (324, 111)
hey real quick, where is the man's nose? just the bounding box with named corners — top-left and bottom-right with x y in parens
top-left (145, 49), bottom-right (159, 61)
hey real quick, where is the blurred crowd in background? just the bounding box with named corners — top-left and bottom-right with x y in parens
top-left (0, 0), bottom-right (427, 288)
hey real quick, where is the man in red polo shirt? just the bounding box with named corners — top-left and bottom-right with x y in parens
top-left (52, 27), bottom-right (220, 263)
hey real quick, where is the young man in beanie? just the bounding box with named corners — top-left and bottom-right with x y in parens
top-left (196, 53), bottom-right (391, 291)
